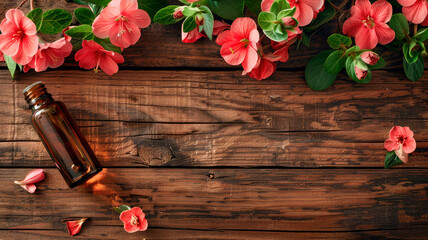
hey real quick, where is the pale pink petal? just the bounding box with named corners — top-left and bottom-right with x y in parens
top-left (397, 0), bottom-right (417, 7)
top-left (261, 0), bottom-right (275, 12)
top-left (0, 18), bottom-right (19, 35)
top-left (21, 169), bottom-right (45, 184)
top-left (220, 42), bottom-right (246, 65)
top-left (241, 46), bottom-right (259, 73)
top-left (92, 6), bottom-right (119, 39)
top-left (120, 0), bottom-right (138, 13)
top-left (20, 34), bottom-right (39, 57)
top-left (375, 23), bottom-right (395, 45)
top-left (20, 183), bottom-right (37, 193)
top-left (20, 16), bottom-right (37, 35)
top-left (0, 34), bottom-right (20, 57)
top-left (389, 126), bottom-right (403, 139)
top-left (403, 137), bottom-right (416, 153)
top-left (230, 17), bottom-right (257, 39)
top-left (216, 30), bottom-right (231, 46)
top-left (402, 2), bottom-right (428, 24)
top-left (395, 145), bottom-right (408, 163)
top-left (296, 2), bottom-right (315, 26)
top-left (402, 126), bottom-right (414, 138)
top-left (110, 22), bottom-right (141, 48)
top-left (303, 0), bottom-right (324, 11)
top-left (355, 27), bottom-right (378, 49)
top-left (360, 51), bottom-right (379, 65)
top-left (384, 139), bottom-right (400, 151)
top-left (248, 29), bottom-right (260, 45)
top-left (108, 0), bottom-right (121, 8)
top-left (343, 17), bottom-right (363, 37)
top-left (371, 0), bottom-right (393, 23)
top-left (6, 9), bottom-right (25, 27)
top-left (99, 55), bottom-right (119, 75)
top-left (127, 9), bottom-right (151, 28)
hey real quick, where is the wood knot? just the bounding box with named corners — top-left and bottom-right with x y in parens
top-left (208, 173), bottom-right (215, 179)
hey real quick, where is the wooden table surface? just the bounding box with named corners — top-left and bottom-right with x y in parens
top-left (1, 1), bottom-right (427, 239)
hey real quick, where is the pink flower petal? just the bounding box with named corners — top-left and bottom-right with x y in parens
top-left (303, 0), bottom-right (324, 11)
top-left (371, 0), bottom-right (393, 23)
top-left (0, 34), bottom-right (20, 57)
top-left (403, 137), bottom-right (416, 154)
top-left (261, 0), bottom-right (275, 12)
top-left (402, 126), bottom-right (414, 138)
top-left (99, 55), bottom-right (120, 75)
top-left (355, 27), bottom-right (378, 49)
top-left (241, 45), bottom-right (259, 73)
top-left (384, 138), bottom-right (400, 151)
top-left (248, 58), bottom-right (277, 80)
top-left (92, 6), bottom-right (119, 39)
top-left (216, 30), bottom-right (231, 46)
top-left (230, 17), bottom-right (257, 39)
top-left (120, 0), bottom-right (138, 12)
top-left (66, 218), bottom-right (87, 236)
top-left (220, 42), bottom-right (247, 66)
top-left (402, 1), bottom-right (428, 24)
top-left (20, 183), bottom-right (37, 193)
top-left (352, 0), bottom-right (372, 20)
top-left (397, 0), bottom-right (417, 7)
top-left (395, 145), bottom-right (408, 163)
top-left (375, 23), bottom-right (395, 45)
top-left (343, 17), bottom-right (363, 37)
top-left (296, 2), bottom-right (315, 26)
top-left (127, 9), bottom-right (151, 28)
top-left (360, 51), bottom-right (379, 65)
top-left (182, 26), bottom-right (203, 43)
top-left (17, 169), bottom-right (45, 185)
top-left (213, 20), bottom-right (230, 36)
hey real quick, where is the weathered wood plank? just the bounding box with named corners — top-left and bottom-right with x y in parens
top-left (0, 70), bottom-right (426, 167)
top-left (2, 228), bottom-right (428, 240)
top-left (0, 169), bottom-right (427, 232)
top-left (0, 1), bottom-right (426, 70)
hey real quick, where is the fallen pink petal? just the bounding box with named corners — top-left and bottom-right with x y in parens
top-left (66, 218), bottom-right (88, 236)
top-left (14, 169), bottom-right (45, 193)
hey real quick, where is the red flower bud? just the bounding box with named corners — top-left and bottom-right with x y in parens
top-left (360, 51), bottom-right (379, 65)
top-left (354, 65), bottom-right (368, 80)
top-left (195, 14), bottom-right (204, 26)
top-left (173, 7), bottom-right (184, 19)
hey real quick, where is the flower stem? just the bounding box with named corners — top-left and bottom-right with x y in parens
top-left (30, 0), bottom-right (34, 10)
top-left (414, 24), bottom-right (417, 36)
top-left (16, 0), bottom-right (28, 9)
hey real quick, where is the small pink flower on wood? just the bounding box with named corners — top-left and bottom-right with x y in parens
top-left (216, 17), bottom-right (260, 73)
top-left (66, 218), bottom-right (88, 236)
top-left (384, 126), bottom-right (416, 163)
top-left (120, 207), bottom-right (148, 233)
top-left (261, 0), bottom-right (325, 26)
top-left (75, 40), bottom-right (124, 75)
top-left (14, 169), bottom-right (45, 193)
top-left (397, 0), bottom-right (428, 25)
top-left (92, 0), bottom-right (151, 48)
top-left (0, 9), bottom-right (38, 65)
top-left (343, 0), bottom-right (395, 49)
top-left (360, 51), bottom-right (380, 65)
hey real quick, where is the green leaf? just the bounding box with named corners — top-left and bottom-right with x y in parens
top-left (74, 8), bottom-right (95, 25)
top-left (384, 151), bottom-right (403, 168)
top-left (244, 0), bottom-right (262, 16)
top-left (264, 24), bottom-right (288, 42)
top-left (277, 7), bottom-right (296, 19)
top-left (113, 205), bottom-right (131, 214)
top-left (258, 12), bottom-right (276, 31)
top-left (3, 55), bottom-right (17, 79)
top-left (302, 1), bottom-right (335, 32)
top-left (403, 41), bottom-right (419, 64)
top-left (324, 50), bottom-right (347, 74)
top-left (270, 0), bottom-right (290, 15)
top-left (40, 9), bottom-right (73, 35)
top-left (209, 0), bottom-right (244, 20)
top-left (345, 45), bottom-right (360, 54)
top-left (65, 24), bottom-right (93, 39)
top-left (200, 6), bottom-right (214, 40)
top-left (27, 8), bottom-right (43, 31)
top-left (389, 13), bottom-right (409, 41)
top-left (327, 33), bottom-right (352, 49)
top-left (88, 3), bottom-right (102, 15)
top-left (300, 31), bottom-right (310, 47)
top-left (154, 5), bottom-right (183, 25)
top-left (183, 16), bottom-right (197, 33)
top-left (84, 0), bottom-right (111, 7)
top-left (305, 50), bottom-right (337, 90)
top-left (93, 37), bottom-right (121, 53)
top-left (403, 53), bottom-right (424, 82)
top-left (370, 56), bottom-right (386, 70)
top-left (138, 0), bottom-right (168, 19)
top-left (413, 28), bottom-right (428, 41)
top-left (182, 6), bottom-right (197, 17)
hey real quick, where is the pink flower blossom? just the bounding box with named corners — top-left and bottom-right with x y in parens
top-left (66, 218), bottom-right (87, 236)
top-left (119, 207), bottom-right (148, 233)
top-left (216, 17), bottom-right (260, 73)
top-left (360, 51), bottom-right (380, 65)
top-left (261, 0), bottom-right (325, 26)
top-left (271, 26), bottom-right (302, 62)
top-left (14, 169), bottom-right (45, 193)
top-left (397, 0), bottom-right (428, 25)
top-left (384, 126), bottom-right (416, 163)
top-left (75, 40), bottom-right (124, 75)
top-left (182, 20), bottom-right (229, 43)
top-left (92, 0), bottom-right (151, 48)
top-left (0, 9), bottom-right (38, 65)
top-left (24, 37), bottom-right (72, 72)
top-left (354, 65), bottom-right (368, 80)
top-left (343, 0), bottom-right (395, 49)
top-left (247, 57), bottom-right (278, 80)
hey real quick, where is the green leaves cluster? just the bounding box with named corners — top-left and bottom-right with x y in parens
top-left (389, 13), bottom-right (426, 82)
top-left (27, 8), bottom-right (72, 34)
top-left (257, 0), bottom-right (297, 42)
top-left (305, 34), bottom-right (385, 90)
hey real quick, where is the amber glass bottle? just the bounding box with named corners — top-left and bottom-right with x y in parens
top-left (23, 82), bottom-right (102, 188)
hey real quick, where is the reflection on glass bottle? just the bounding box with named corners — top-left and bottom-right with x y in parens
top-left (23, 82), bottom-right (102, 188)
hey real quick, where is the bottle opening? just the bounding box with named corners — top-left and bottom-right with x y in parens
top-left (23, 81), bottom-right (53, 109)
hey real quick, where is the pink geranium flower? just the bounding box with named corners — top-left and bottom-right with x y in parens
top-left (14, 169), bottom-right (45, 193)
top-left (75, 40), bottom-right (124, 75)
top-left (182, 20), bottom-right (229, 43)
top-left (384, 126), bottom-right (416, 163)
top-left (397, 0), bottom-right (428, 25)
top-left (343, 0), bottom-right (395, 49)
top-left (0, 9), bottom-right (38, 65)
top-left (24, 37), bottom-right (72, 72)
top-left (119, 207), bottom-right (148, 233)
top-left (92, 0), bottom-right (151, 48)
top-left (216, 17), bottom-right (260, 73)
top-left (261, 0), bottom-right (325, 26)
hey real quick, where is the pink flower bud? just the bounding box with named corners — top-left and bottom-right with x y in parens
top-left (354, 65), bottom-right (368, 80)
top-left (173, 7), bottom-right (184, 19)
top-left (360, 51), bottom-right (379, 65)
top-left (195, 14), bottom-right (204, 26)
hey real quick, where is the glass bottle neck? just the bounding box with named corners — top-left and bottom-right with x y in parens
top-left (23, 82), bottom-right (55, 111)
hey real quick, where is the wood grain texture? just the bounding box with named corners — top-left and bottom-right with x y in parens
top-left (0, 1), bottom-right (427, 70)
top-left (0, 169), bottom-right (427, 232)
top-left (0, 70), bottom-right (426, 167)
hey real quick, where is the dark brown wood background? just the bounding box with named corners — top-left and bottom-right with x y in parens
top-left (1, 0), bottom-right (427, 239)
